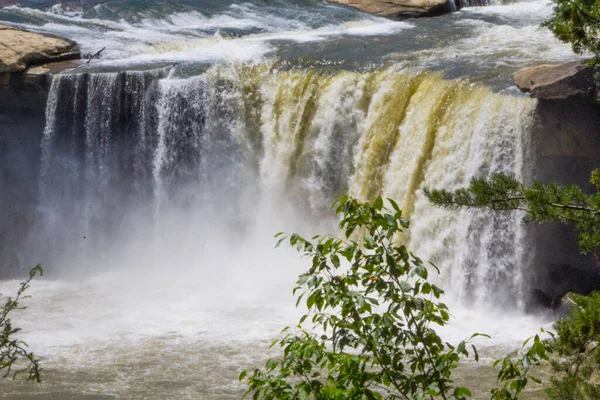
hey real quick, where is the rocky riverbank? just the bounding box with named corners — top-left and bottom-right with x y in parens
top-left (515, 60), bottom-right (599, 103)
top-left (514, 60), bottom-right (600, 311)
top-left (0, 24), bottom-right (79, 73)
top-left (326, 0), bottom-right (451, 18)
top-left (0, 24), bottom-right (81, 276)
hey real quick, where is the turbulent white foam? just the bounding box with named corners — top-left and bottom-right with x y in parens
top-left (104, 36), bottom-right (275, 66)
top-left (323, 20), bottom-right (414, 36)
top-left (46, 3), bottom-right (84, 18)
top-left (1, 3), bottom-right (411, 64)
top-left (4, 241), bottom-right (305, 353)
top-left (439, 306), bottom-right (552, 358)
top-left (0, 0), bottom-right (579, 70)
top-left (245, 20), bottom-right (412, 44)
top-left (399, 23), bottom-right (580, 71)
top-left (460, 0), bottom-right (552, 21)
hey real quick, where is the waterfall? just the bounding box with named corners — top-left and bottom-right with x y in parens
top-left (34, 63), bottom-right (535, 310)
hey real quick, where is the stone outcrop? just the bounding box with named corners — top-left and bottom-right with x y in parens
top-left (556, 293), bottom-right (580, 319)
top-left (326, 0), bottom-right (450, 19)
top-left (0, 24), bottom-right (79, 73)
top-left (0, 25), bottom-right (80, 277)
top-left (527, 94), bottom-right (600, 312)
top-left (514, 60), bottom-right (596, 101)
top-left (515, 60), bottom-right (600, 311)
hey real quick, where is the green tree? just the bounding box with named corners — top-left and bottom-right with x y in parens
top-left (240, 196), bottom-right (506, 400)
top-left (0, 265), bottom-right (42, 382)
top-left (425, 171), bottom-right (600, 399)
top-left (490, 334), bottom-right (552, 400)
top-left (543, 0), bottom-right (600, 64)
top-left (546, 292), bottom-right (600, 399)
top-left (424, 171), bottom-right (600, 254)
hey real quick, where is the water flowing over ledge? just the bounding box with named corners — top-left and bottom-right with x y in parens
top-left (33, 64), bottom-right (536, 311)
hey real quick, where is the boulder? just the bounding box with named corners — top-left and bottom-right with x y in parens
top-left (514, 60), bottom-right (595, 101)
top-left (326, 0), bottom-right (450, 19)
top-left (0, 24), bottom-right (79, 73)
top-left (556, 293), bottom-right (581, 319)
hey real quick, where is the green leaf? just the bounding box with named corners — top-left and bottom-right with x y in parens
top-left (471, 345), bottom-right (479, 362)
top-left (456, 386), bottom-right (472, 397)
top-left (388, 198), bottom-right (401, 212)
top-left (239, 370), bottom-right (248, 381)
top-left (414, 265), bottom-right (428, 279)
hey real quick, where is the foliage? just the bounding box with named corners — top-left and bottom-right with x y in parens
top-left (240, 196), bottom-right (491, 400)
top-left (546, 292), bottom-right (600, 399)
top-left (490, 334), bottom-right (552, 400)
top-left (425, 171), bottom-right (600, 399)
top-left (542, 0), bottom-right (600, 64)
top-left (424, 170), bottom-right (600, 254)
top-left (0, 265), bottom-right (42, 382)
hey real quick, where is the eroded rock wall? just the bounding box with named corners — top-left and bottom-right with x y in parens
top-left (0, 24), bottom-right (79, 73)
top-left (528, 98), bottom-right (600, 309)
top-left (0, 73), bottom-right (48, 276)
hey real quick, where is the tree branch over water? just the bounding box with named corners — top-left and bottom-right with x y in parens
top-left (425, 170), bottom-right (600, 254)
top-left (0, 265), bottom-right (43, 383)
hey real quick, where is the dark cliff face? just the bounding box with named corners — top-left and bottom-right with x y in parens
top-left (527, 99), bottom-right (600, 310)
top-left (0, 73), bottom-right (48, 277)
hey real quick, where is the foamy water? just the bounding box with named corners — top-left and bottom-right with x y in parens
top-left (0, 268), bottom-right (550, 399)
top-left (0, 0), bottom-right (579, 84)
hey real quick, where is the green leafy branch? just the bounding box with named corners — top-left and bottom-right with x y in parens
top-left (0, 265), bottom-right (43, 382)
top-left (424, 171), bottom-right (600, 253)
top-left (241, 197), bottom-right (486, 400)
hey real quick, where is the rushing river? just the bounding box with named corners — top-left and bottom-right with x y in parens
top-left (0, 0), bottom-right (578, 398)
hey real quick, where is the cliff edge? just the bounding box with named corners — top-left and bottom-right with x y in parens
top-left (515, 60), bottom-right (598, 103)
top-left (0, 24), bottom-right (79, 73)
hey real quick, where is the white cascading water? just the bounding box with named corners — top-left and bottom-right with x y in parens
top-left (35, 63), bottom-right (536, 309)
top-left (1, 63), bottom-right (545, 399)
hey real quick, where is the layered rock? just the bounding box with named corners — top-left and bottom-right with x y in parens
top-left (514, 60), bottom-right (596, 101)
top-left (524, 70), bottom-right (600, 311)
top-left (326, 0), bottom-right (450, 19)
top-left (0, 24), bottom-right (80, 276)
top-left (0, 24), bottom-right (79, 73)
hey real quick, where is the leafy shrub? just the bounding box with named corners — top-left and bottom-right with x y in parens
top-left (547, 292), bottom-right (600, 399)
top-left (543, 0), bottom-right (600, 64)
top-left (240, 197), bottom-right (518, 400)
top-left (0, 265), bottom-right (42, 382)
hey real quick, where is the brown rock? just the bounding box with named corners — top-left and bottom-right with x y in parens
top-left (514, 60), bottom-right (595, 100)
top-left (0, 24), bottom-right (80, 73)
top-left (327, 0), bottom-right (450, 19)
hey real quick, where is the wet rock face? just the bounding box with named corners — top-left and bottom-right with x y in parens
top-left (514, 60), bottom-right (596, 101)
top-left (0, 73), bottom-right (47, 277)
top-left (0, 24), bottom-right (79, 73)
top-left (514, 61), bottom-right (600, 311)
top-left (527, 98), bottom-right (600, 311)
top-left (326, 0), bottom-right (450, 19)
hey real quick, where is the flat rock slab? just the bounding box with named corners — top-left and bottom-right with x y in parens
top-left (327, 0), bottom-right (450, 18)
top-left (514, 60), bottom-right (596, 100)
top-left (0, 24), bottom-right (79, 73)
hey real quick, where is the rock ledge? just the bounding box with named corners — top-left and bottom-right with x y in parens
top-left (0, 24), bottom-right (80, 73)
top-left (326, 0), bottom-right (450, 19)
top-left (514, 60), bottom-right (597, 102)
